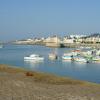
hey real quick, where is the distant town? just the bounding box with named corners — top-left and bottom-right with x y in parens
top-left (13, 33), bottom-right (100, 48)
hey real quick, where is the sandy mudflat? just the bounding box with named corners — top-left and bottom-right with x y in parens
top-left (0, 64), bottom-right (100, 100)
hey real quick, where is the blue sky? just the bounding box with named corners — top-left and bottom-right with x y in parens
top-left (0, 0), bottom-right (100, 41)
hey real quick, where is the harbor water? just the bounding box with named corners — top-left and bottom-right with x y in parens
top-left (0, 44), bottom-right (100, 83)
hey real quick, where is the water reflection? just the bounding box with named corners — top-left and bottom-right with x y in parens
top-left (62, 60), bottom-right (88, 70)
top-left (73, 62), bottom-right (87, 67)
top-left (24, 59), bottom-right (44, 69)
top-left (62, 59), bottom-right (72, 63)
top-left (62, 60), bottom-right (74, 69)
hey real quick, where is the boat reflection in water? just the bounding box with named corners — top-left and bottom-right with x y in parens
top-left (24, 59), bottom-right (44, 69)
top-left (62, 59), bottom-right (72, 63)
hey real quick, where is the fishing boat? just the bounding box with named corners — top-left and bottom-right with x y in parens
top-left (49, 48), bottom-right (58, 60)
top-left (96, 50), bottom-right (100, 56)
top-left (62, 49), bottom-right (81, 60)
top-left (73, 56), bottom-right (88, 63)
top-left (48, 53), bottom-right (58, 60)
top-left (24, 54), bottom-right (44, 60)
top-left (92, 56), bottom-right (100, 62)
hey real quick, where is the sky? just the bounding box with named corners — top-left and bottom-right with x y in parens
top-left (0, 0), bottom-right (100, 41)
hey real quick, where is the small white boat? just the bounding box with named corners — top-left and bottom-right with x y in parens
top-left (74, 56), bottom-right (88, 63)
top-left (49, 53), bottom-right (58, 60)
top-left (62, 53), bottom-right (73, 60)
top-left (24, 54), bottom-right (44, 60)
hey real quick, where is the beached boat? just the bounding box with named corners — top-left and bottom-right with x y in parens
top-left (24, 54), bottom-right (44, 60)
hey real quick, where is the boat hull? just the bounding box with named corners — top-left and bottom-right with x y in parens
top-left (74, 58), bottom-right (88, 63)
top-left (24, 57), bottom-right (44, 60)
top-left (62, 56), bottom-right (72, 60)
top-left (49, 53), bottom-right (58, 60)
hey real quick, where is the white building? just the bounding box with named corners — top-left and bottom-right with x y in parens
top-left (62, 37), bottom-right (74, 43)
top-left (70, 35), bottom-right (86, 39)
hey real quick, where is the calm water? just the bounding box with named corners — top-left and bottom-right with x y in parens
top-left (0, 44), bottom-right (100, 83)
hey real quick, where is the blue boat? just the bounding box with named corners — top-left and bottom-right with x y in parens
top-left (62, 53), bottom-right (73, 60)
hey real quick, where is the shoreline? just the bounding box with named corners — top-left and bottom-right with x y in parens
top-left (0, 64), bottom-right (98, 85)
top-left (0, 64), bottom-right (86, 84)
top-left (0, 64), bottom-right (100, 100)
top-left (12, 41), bottom-right (100, 48)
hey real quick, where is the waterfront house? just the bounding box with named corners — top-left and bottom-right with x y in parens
top-left (62, 37), bottom-right (74, 44)
top-left (81, 33), bottom-right (100, 43)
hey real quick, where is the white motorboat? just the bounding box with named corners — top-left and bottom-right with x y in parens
top-left (24, 54), bottom-right (44, 60)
